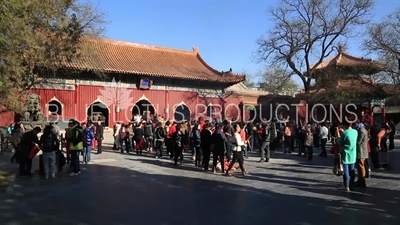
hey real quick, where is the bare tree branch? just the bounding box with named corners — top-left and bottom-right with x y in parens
top-left (254, 0), bottom-right (374, 93)
top-left (258, 67), bottom-right (299, 95)
top-left (364, 7), bottom-right (400, 85)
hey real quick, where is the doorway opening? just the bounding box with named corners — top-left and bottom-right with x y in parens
top-left (87, 101), bottom-right (109, 127)
top-left (174, 104), bottom-right (190, 123)
top-left (132, 100), bottom-right (155, 120)
top-left (48, 100), bottom-right (62, 115)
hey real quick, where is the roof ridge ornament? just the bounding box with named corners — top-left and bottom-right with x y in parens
top-left (192, 46), bottom-right (199, 53)
top-left (339, 44), bottom-right (345, 54)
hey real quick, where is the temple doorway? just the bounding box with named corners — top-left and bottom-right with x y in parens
top-left (87, 101), bottom-right (109, 127)
top-left (132, 100), bottom-right (155, 119)
top-left (174, 104), bottom-right (190, 123)
top-left (48, 100), bottom-right (62, 115)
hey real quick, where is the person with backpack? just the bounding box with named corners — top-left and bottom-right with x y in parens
top-left (154, 122), bottom-right (165, 158)
top-left (40, 125), bottom-right (59, 179)
top-left (259, 121), bottom-right (271, 162)
top-left (67, 119), bottom-right (84, 176)
top-left (144, 121), bottom-right (154, 152)
top-left (82, 123), bottom-right (95, 163)
top-left (191, 123), bottom-right (202, 167)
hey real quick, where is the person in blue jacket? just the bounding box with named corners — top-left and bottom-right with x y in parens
top-left (82, 123), bottom-right (95, 164)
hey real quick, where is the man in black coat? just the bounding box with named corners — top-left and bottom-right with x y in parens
top-left (201, 124), bottom-right (213, 171)
top-left (387, 119), bottom-right (396, 150)
top-left (212, 124), bottom-right (227, 173)
top-left (223, 120), bottom-right (234, 161)
top-left (18, 127), bottom-right (41, 176)
top-left (95, 121), bottom-right (104, 154)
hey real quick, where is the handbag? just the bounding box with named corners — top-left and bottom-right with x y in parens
top-left (332, 154), bottom-right (343, 176)
top-left (330, 143), bottom-right (339, 154)
top-left (29, 145), bottom-right (40, 159)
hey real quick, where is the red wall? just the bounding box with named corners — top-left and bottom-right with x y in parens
top-left (0, 109), bottom-right (15, 127)
top-left (0, 85), bottom-right (256, 126)
top-left (25, 85), bottom-right (248, 126)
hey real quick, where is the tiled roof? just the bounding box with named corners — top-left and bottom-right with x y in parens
top-left (307, 49), bottom-right (385, 77)
top-left (63, 38), bottom-right (244, 83)
top-left (304, 77), bottom-right (396, 100)
top-left (337, 77), bottom-right (376, 90)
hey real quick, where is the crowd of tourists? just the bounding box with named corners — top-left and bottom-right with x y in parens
top-left (9, 120), bottom-right (104, 178)
top-left (111, 116), bottom-right (396, 187)
top-left (7, 114), bottom-right (397, 188)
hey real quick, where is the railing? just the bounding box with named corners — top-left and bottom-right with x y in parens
top-left (0, 134), bottom-right (12, 153)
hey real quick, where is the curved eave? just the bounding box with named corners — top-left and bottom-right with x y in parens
top-left (62, 66), bottom-right (245, 83)
top-left (304, 64), bottom-right (386, 78)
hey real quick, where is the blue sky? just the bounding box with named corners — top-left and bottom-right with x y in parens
top-left (95, 0), bottom-right (398, 84)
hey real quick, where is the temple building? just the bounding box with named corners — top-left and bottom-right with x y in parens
top-left (298, 45), bottom-right (399, 124)
top-left (0, 38), bottom-right (264, 127)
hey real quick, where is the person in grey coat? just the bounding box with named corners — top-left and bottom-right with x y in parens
top-left (355, 123), bottom-right (369, 187)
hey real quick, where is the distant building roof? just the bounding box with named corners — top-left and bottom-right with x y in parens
top-left (306, 45), bottom-right (385, 77)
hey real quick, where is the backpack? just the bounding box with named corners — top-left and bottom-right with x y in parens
top-left (43, 133), bottom-right (56, 152)
top-left (155, 127), bottom-right (165, 139)
top-left (263, 126), bottom-right (270, 141)
top-left (145, 125), bottom-right (153, 137)
top-left (70, 128), bottom-right (83, 146)
top-left (174, 131), bottom-right (182, 147)
top-left (57, 150), bottom-right (66, 167)
top-left (192, 130), bottom-right (201, 147)
top-left (119, 127), bottom-right (127, 139)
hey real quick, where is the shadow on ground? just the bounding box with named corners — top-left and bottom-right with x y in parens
top-left (0, 158), bottom-right (399, 225)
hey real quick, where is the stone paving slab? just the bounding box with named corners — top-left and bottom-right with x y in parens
top-left (0, 140), bottom-right (399, 225)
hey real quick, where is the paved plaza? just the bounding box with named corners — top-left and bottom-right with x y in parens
top-left (0, 137), bottom-right (399, 225)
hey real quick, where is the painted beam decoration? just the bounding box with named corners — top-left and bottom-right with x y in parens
top-left (34, 78), bottom-right (75, 90)
top-left (33, 78), bottom-right (226, 97)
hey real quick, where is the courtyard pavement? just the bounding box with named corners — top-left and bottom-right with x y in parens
top-left (0, 137), bottom-right (399, 225)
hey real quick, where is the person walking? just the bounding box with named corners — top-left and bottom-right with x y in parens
top-left (40, 125), bottom-right (59, 179)
top-left (192, 123), bottom-right (202, 167)
top-left (95, 121), bottom-right (104, 154)
top-left (319, 122), bottom-right (329, 157)
top-left (387, 119), bottom-right (395, 150)
top-left (11, 123), bottom-right (24, 163)
top-left (355, 122), bottom-right (369, 188)
top-left (338, 121), bottom-right (358, 192)
top-left (259, 122), bottom-right (271, 162)
top-left (154, 122), bottom-right (165, 158)
top-left (225, 124), bottom-right (248, 176)
top-left (201, 123), bottom-right (213, 171)
top-left (82, 123), bottom-right (95, 163)
top-left (223, 120), bottom-right (234, 162)
top-left (67, 119), bottom-right (84, 176)
top-left (135, 121), bottom-right (146, 155)
top-left (212, 123), bottom-right (227, 173)
top-left (304, 127), bottom-right (314, 160)
top-left (173, 124), bottom-right (184, 166)
top-left (17, 127), bottom-right (41, 177)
